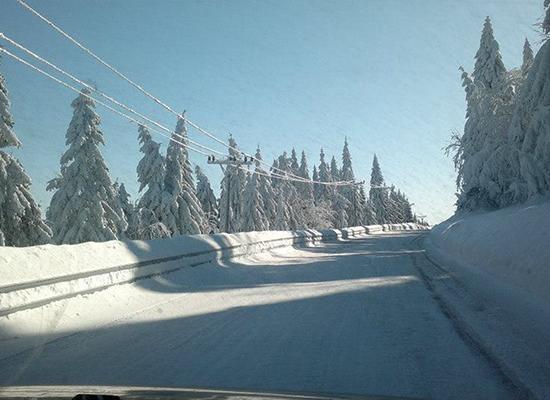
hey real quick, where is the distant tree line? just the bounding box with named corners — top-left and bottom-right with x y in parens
top-left (0, 74), bottom-right (421, 248)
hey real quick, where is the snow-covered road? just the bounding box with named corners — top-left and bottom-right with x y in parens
top-left (0, 232), bottom-right (520, 399)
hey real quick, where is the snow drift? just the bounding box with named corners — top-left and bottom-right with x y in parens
top-left (426, 201), bottom-right (550, 306)
top-left (425, 200), bottom-right (550, 356)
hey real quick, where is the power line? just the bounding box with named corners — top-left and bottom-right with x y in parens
top-left (0, 34), bottom-right (358, 187)
top-left (0, 33), bottom-right (226, 159)
top-left (0, 46), bottom-right (354, 187)
top-left (15, 0), bottom-right (357, 186)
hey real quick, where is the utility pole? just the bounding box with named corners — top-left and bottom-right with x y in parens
top-left (207, 154), bottom-right (254, 232)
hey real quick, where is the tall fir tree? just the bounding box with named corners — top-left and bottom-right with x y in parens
top-left (312, 164), bottom-right (320, 203)
top-left (340, 139), bottom-right (363, 226)
top-left (273, 189), bottom-right (289, 231)
top-left (47, 88), bottom-right (126, 244)
top-left (219, 135), bottom-right (246, 233)
top-left (507, 0), bottom-right (550, 200)
top-left (254, 147), bottom-right (276, 227)
top-left (275, 151), bottom-right (302, 229)
top-left (195, 165), bottom-right (219, 233)
top-left (473, 17), bottom-right (507, 90)
top-left (241, 170), bottom-right (269, 232)
top-left (317, 149), bottom-right (333, 203)
top-left (290, 148), bottom-right (300, 177)
top-left (369, 154), bottom-right (389, 224)
top-left (330, 156), bottom-right (340, 182)
top-left (114, 182), bottom-right (135, 238)
top-left (297, 150), bottom-right (314, 202)
top-left (452, 18), bottom-right (513, 210)
top-left (521, 38), bottom-right (534, 76)
top-left (0, 70), bottom-right (51, 246)
top-left (162, 112), bottom-right (207, 235)
top-left (135, 124), bottom-right (166, 238)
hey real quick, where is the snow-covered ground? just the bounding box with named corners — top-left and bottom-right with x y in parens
top-left (0, 231), bottom-right (520, 400)
top-left (425, 200), bottom-right (550, 399)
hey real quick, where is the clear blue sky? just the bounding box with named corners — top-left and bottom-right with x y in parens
top-left (0, 0), bottom-right (545, 223)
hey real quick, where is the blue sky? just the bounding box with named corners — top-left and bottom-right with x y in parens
top-left (0, 0), bottom-right (545, 223)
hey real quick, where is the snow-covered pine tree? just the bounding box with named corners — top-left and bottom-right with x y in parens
top-left (47, 88), bottom-right (126, 244)
top-left (195, 165), bottom-right (219, 233)
top-left (399, 190), bottom-right (414, 222)
top-left (135, 124), bottom-right (167, 238)
top-left (241, 169), bottom-right (269, 232)
top-left (473, 17), bottom-right (507, 91)
top-left (290, 148), bottom-right (300, 178)
top-left (270, 159), bottom-right (280, 191)
top-left (254, 147), bottom-right (276, 227)
top-left (219, 135), bottom-right (246, 233)
top-left (522, 39), bottom-right (534, 76)
top-left (386, 186), bottom-right (404, 223)
top-left (330, 156), bottom-right (340, 182)
top-left (340, 139), bottom-right (363, 226)
top-left (273, 188), bottom-right (289, 230)
top-left (364, 197), bottom-right (377, 225)
top-left (275, 151), bottom-right (303, 229)
top-left (358, 184), bottom-right (367, 225)
top-left (0, 70), bottom-right (52, 246)
top-left (162, 112), bottom-right (207, 235)
top-left (297, 150), bottom-right (314, 202)
top-left (312, 164), bottom-right (320, 203)
top-left (327, 154), bottom-right (349, 228)
top-left (114, 182), bottom-right (136, 238)
top-left (317, 149), bottom-right (333, 203)
top-left (369, 154), bottom-right (389, 223)
top-left (452, 17), bottom-right (513, 210)
top-left (507, 1), bottom-right (550, 200)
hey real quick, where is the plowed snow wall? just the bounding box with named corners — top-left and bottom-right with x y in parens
top-left (0, 224), bottom-right (424, 316)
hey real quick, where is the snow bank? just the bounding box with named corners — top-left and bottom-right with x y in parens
top-left (425, 201), bottom-right (550, 368)
top-left (0, 224), bottom-right (424, 317)
top-left (426, 201), bottom-right (550, 306)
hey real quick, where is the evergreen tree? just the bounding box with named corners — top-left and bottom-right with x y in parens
top-left (0, 70), bottom-right (52, 246)
top-left (219, 135), bottom-right (246, 233)
top-left (340, 139), bottom-right (363, 226)
top-left (522, 38), bottom-right (534, 76)
top-left (47, 88), bottom-right (125, 244)
top-left (297, 150), bottom-right (314, 202)
top-left (270, 159), bottom-right (280, 190)
top-left (317, 149), bottom-right (333, 203)
top-left (162, 112), bottom-right (207, 235)
top-left (195, 165), bottom-right (219, 233)
top-left (254, 147), bottom-right (276, 227)
top-left (135, 124), bottom-right (166, 237)
top-left (369, 154), bottom-right (389, 223)
top-left (114, 182), bottom-right (135, 238)
top-left (473, 17), bottom-right (506, 90)
top-left (241, 170), bottom-right (269, 232)
top-left (364, 197), bottom-right (377, 225)
top-left (273, 189), bottom-right (289, 230)
top-left (275, 151), bottom-right (303, 229)
top-left (358, 184), bottom-right (368, 224)
top-left (450, 18), bottom-right (514, 210)
top-left (290, 148), bottom-right (300, 177)
top-left (312, 164), bottom-right (320, 203)
top-left (330, 156), bottom-right (340, 182)
top-left (507, 1), bottom-right (550, 200)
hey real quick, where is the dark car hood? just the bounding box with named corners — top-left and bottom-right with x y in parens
top-left (0, 386), bottom-right (422, 400)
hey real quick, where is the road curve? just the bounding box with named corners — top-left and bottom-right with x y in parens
top-left (0, 232), bottom-right (517, 399)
